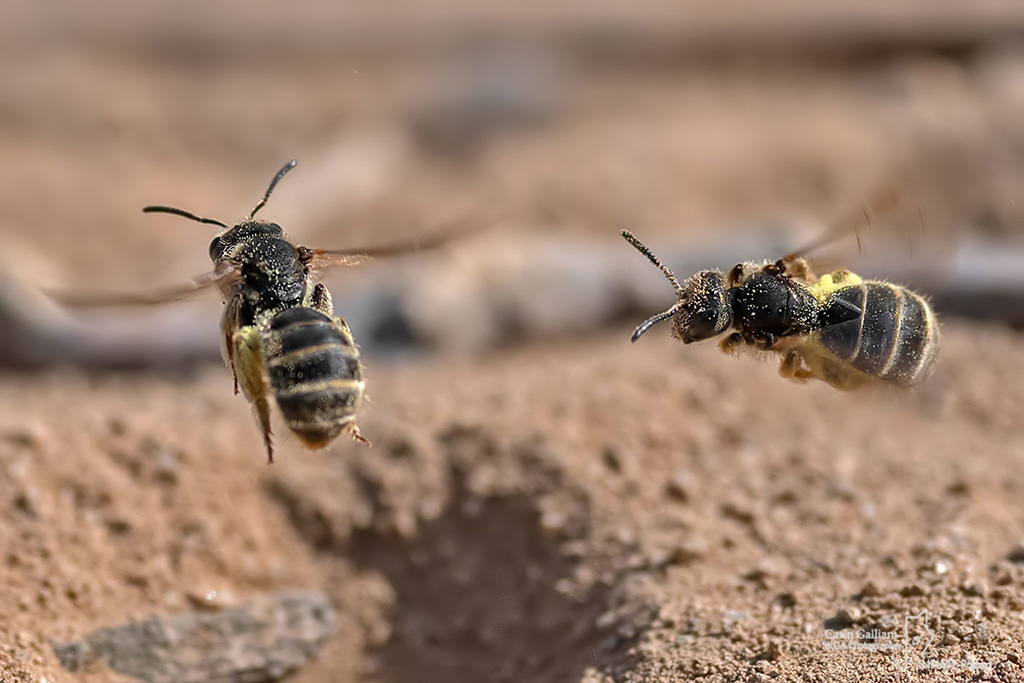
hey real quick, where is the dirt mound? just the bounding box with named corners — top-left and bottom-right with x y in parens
top-left (2, 322), bottom-right (1024, 682)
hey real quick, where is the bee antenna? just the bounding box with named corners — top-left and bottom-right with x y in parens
top-left (630, 303), bottom-right (683, 343)
top-left (142, 206), bottom-right (228, 228)
top-left (249, 159), bottom-right (297, 219)
top-left (621, 230), bottom-right (683, 294)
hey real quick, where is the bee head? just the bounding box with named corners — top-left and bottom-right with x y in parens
top-left (209, 221), bottom-right (285, 260)
top-left (621, 231), bottom-right (732, 344)
top-left (144, 160), bottom-right (298, 263)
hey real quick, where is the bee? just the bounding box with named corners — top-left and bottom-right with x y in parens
top-left (621, 201), bottom-right (940, 391)
top-left (93, 160), bottom-right (471, 463)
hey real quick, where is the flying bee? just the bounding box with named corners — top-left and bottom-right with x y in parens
top-left (78, 160), bottom-right (473, 463)
top-left (621, 196), bottom-right (940, 391)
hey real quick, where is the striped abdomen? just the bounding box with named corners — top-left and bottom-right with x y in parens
top-left (264, 307), bottom-right (364, 447)
top-left (816, 282), bottom-right (939, 386)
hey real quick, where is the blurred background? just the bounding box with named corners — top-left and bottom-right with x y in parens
top-left (4, 0), bottom-right (1024, 364)
top-left (5, 1), bottom-right (1024, 682)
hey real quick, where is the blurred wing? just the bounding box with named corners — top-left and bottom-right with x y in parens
top-left (298, 249), bottom-right (379, 270)
top-left (50, 262), bottom-right (240, 307)
top-left (299, 212), bottom-right (485, 273)
top-left (783, 183), bottom-right (958, 287)
top-left (781, 186), bottom-right (902, 267)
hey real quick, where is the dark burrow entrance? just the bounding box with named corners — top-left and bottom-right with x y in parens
top-left (346, 493), bottom-right (614, 683)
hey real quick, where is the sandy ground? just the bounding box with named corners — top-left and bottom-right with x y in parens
top-left (5, 324), bottom-right (1024, 683)
top-left (4, 2), bottom-right (1024, 682)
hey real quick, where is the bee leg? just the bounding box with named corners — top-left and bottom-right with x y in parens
top-left (234, 326), bottom-right (275, 464)
top-left (224, 331), bottom-right (240, 395)
top-left (756, 332), bottom-right (777, 350)
top-left (336, 313), bottom-right (366, 447)
top-left (314, 290), bottom-right (366, 446)
top-left (778, 350), bottom-right (813, 383)
top-left (349, 423), bottom-right (371, 447)
top-left (727, 264), bottom-right (744, 287)
top-left (719, 332), bottom-right (745, 355)
top-left (221, 294), bottom-right (245, 395)
top-left (309, 282), bottom-right (335, 316)
top-left (778, 256), bottom-right (816, 283)
top-left (312, 284), bottom-right (359, 347)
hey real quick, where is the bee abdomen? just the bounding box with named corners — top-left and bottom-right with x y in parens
top-left (274, 380), bottom-right (363, 447)
top-left (818, 282), bottom-right (938, 386)
top-left (265, 307), bottom-right (364, 447)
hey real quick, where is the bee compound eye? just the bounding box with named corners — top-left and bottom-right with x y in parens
top-left (209, 236), bottom-right (225, 260)
top-left (685, 310), bottom-right (722, 342)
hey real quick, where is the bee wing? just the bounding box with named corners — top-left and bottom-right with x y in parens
top-left (50, 262), bottom-right (241, 307)
top-left (783, 186), bottom-right (963, 291)
top-left (780, 186), bottom-right (903, 274)
top-left (299, 211), bottom-right (489, 273)
top-left (298, 249), bottom-right (379, 270)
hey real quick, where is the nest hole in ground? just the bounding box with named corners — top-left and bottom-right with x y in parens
top-left (346, 492), bottom-right (613, 683)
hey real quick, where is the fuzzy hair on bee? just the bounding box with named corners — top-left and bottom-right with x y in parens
top-left (138, 161), bottom-right (374, 462)
top-left (126, 160), bottom-right (476, 463)
top-left (621, 226), bottom-right (940, 391)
